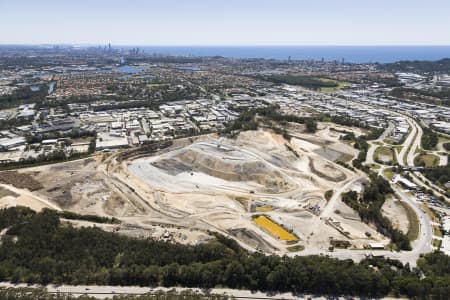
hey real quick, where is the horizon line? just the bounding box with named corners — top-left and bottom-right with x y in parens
top-left (2, 43), bottom-right (450, 47)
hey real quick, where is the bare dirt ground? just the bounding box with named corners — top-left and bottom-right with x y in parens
top-left (122, 128), bottom-right (384, 253)
top-left (0, 184), bottom-right (60, 211)
top-left (0, 127), bottom-right (392, 254)
top-left (0, 171), bottom-right (43, 191)
top-left (382, 197), bottom-right (410, 234)
top-left (26, 158), bottom-right (138, 216)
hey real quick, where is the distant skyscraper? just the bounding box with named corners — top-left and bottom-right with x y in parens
top-left (108, 43), bottom-right (111, 52)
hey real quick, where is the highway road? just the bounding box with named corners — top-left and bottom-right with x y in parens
top-left (382, 115), bottom-right (434, 258)
top-left (406, 118), bottom-right (422, 167)
top-left (0, 283), bottom-right (329, 300)
top-left (397, 117), bottom-right (418, 167)
top-left (400, 116), bottom-right (449, 201)
top-left (395, 187), bottom-right (433, 256)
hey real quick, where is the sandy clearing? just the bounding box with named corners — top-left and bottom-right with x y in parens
top-left (0, 184), bottom-right (60, 211)
top-left (1, 129), bottom-right (379, 255)
top-left (382, 197), bottom-right (409, 234)
top-left (124, 130), bottom-right (372, 253)
top-left (291, 137), bottom-right (321, 152)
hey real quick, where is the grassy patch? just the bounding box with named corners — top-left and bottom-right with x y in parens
top-left (383, 168), bottom-right (394, 181)
top-left (414, 153), bottom-right (439, 167)
top-left (325, 190), bottom-right (333, 201)
top-left (432, 239), bottom-right (442, 248)
top-left (319, 80), bottom-right (350, 92)
top-left (0, 187), bottom-right (18, 198)
top-left (374, 146), bottom-right (395, 165)
top-left (370, 164), bottom-right (381, 169)
top-left (398, 200), bottom-right (419, 241)
top-left (438, 136), bottom-right (450, 144)
top-left (287, 244), bottom-right (305, 252)
top-left (384, 138), bottom-right (395, 145)
top-left (421, 204), bottom-right (439, 223)
top-left (433, 226), bottom-right (443, 238)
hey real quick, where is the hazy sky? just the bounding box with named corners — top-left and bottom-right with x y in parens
top-left (1, 0), bottom-right (449, 45)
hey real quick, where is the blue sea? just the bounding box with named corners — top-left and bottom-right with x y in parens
top-left (122, 46), bottom-right (450, 64)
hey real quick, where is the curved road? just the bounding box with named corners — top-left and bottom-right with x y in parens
top-left (395, 187), bottom-right (433, 256)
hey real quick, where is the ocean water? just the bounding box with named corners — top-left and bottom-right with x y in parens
top-left (124, 46), bottom-right (450, 63)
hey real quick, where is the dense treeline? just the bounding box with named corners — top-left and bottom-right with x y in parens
top-left (0, 85), bottom-right (48, 109)
top-left (421, 127), bottom-right (439, 150)
top-left (342, 174), bottom-right (411, 250)
top-left (0, 54), bottom-right (116, 70)
top-left (324, 114), bottom-right (368, 128)
top-left (383, 58), bottom-right (450, 73)
top-left (255, 74), bottom-right (338, 90)
top-left (58, 211), bottom-right (120, 224)
top-left (371, 76), bottom-right (403, 87)
top-left (223, 106), bottom-right (319, 135)
top-left (444, 142), bottom-right (450, 151)
top-left (221, 109), bottom-right (259, 134)
top-left (91, 100), bottom-right (160, 112)
top-left (256, 108), bottom-right (318, 133)
top-left (421, 148), bottom-right (450, 194)
top-left (0, 118), bottom-right (32, 130)
top-left (341, 128), bottom-right (383, 172)
top-left (391, 88), bottom-right (450, 100)
top-left (25, 130), bottom-right (97, 144)
top-left (390, 87), bottom-right (450, 106)
top-left (422, 164), bottom-right (450, 189)
top-left (348, 134), bottom-right (370, 171)
top-left (1, 207), bottom-right (450, 298)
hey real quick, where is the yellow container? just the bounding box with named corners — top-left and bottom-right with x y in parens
top-left (254, 215), bottom-right (297, 241)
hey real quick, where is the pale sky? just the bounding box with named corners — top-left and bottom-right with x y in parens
top-left (1, 0), bottom-right (449, 45)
